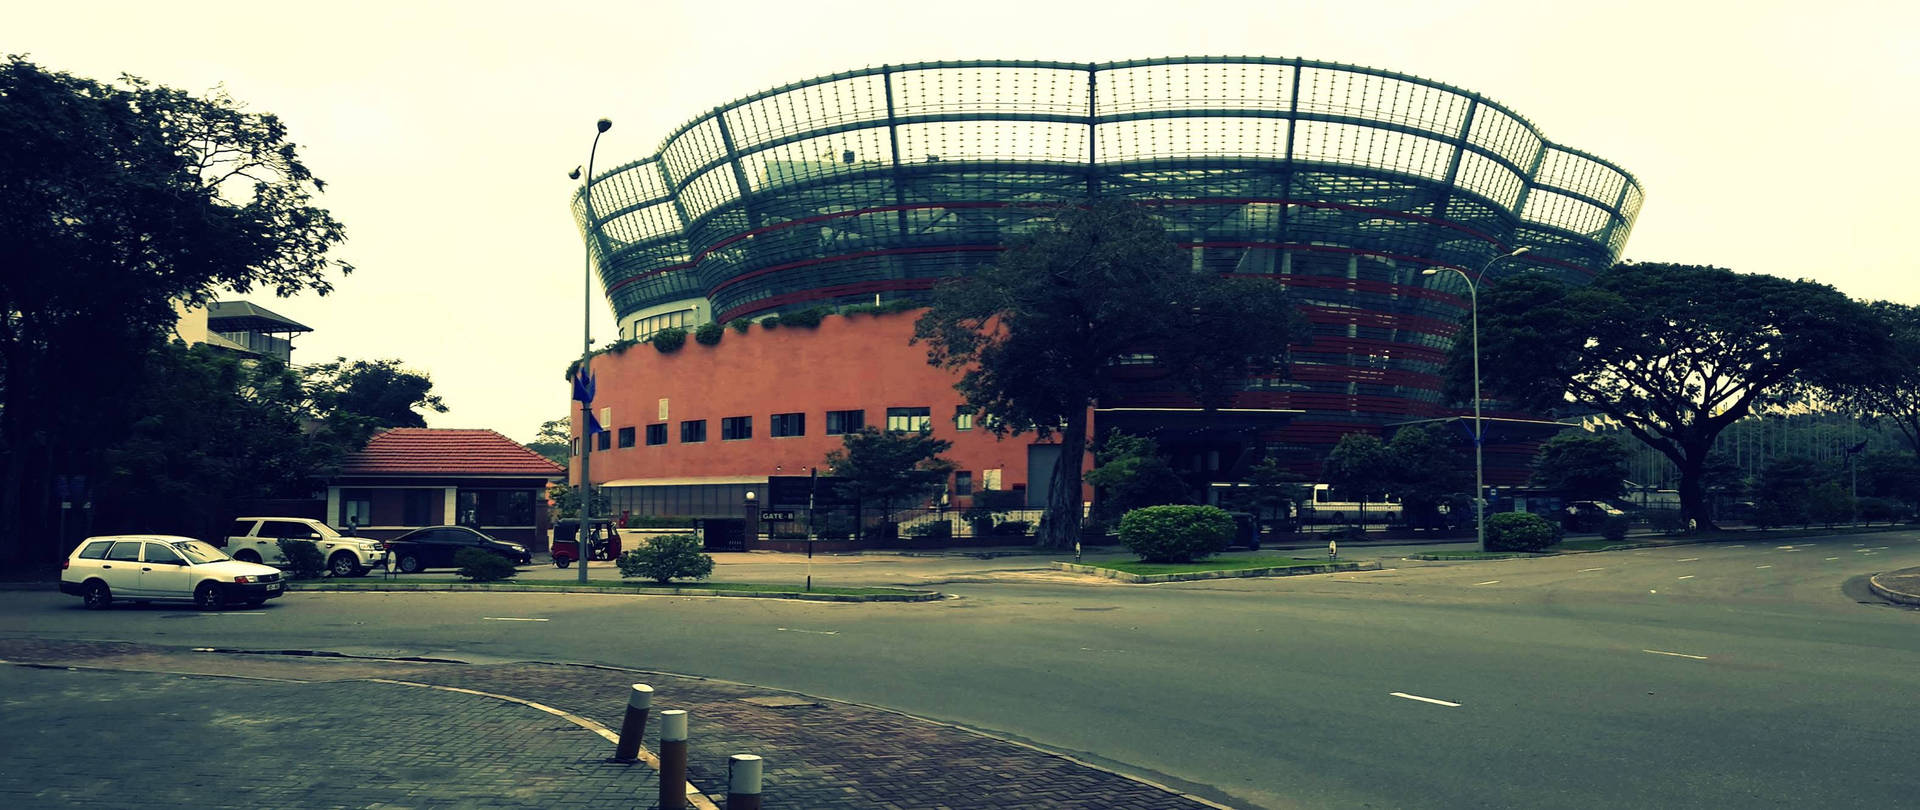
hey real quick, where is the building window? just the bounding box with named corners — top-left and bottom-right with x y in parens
top-left (681, 420), bottom-right (707, 443)
top-left (770, 412), bottom-right (805, 437)
top-left (617, 426), bottom-right (636, 448)
top-left (886, 407), bottom-right (931, 432)
top-left (954, 471), bottom-right (973, 496)
top-left (458, 489), bottom-right (535, 526)
top-left (403, 489), bottom-right (436, 526)
top-left (595, 431), bottom-right (611, 451)
top-left (721, 416), bottom-right (752, 440)
top-left (646, 423), bottom-right (668, 446)
top-left (825, 409), bottom-right (864, 435)
top-left (340, 489), bottom-right (372, 528)
top-left (954, 405), bottom-right (974, 431)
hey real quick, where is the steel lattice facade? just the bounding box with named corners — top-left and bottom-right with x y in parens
top-left (572, 57), bottom-right (1641, 483)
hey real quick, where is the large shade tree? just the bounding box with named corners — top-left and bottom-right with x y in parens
top-left (1529, 430), bottom-right (1630, 502)
top-left (0, 57), bottom-right (349, 562)
top-left (1825, 301), bottom-right (1920, 457)
top-left (1461, 262), bottom-right (1881, 530)
top-left (914, 200), bottom-right (1305, 549)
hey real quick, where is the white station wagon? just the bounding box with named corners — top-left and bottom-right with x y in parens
top-left (60, 535), bottom-right (285, 610)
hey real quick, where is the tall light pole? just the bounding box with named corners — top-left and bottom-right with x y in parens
top-left (1425, 246), bottom-right (1530, 552)
top-left (570, 117), bottom-right (612, 585)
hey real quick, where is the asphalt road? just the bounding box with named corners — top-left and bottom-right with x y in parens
top-left (5, 533), bottom-right (1917, 809)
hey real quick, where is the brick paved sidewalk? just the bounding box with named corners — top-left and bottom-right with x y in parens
top-left (0, 639), bottom-right (1224, 809)
top-left (0, 664), bottom-right (654, 809)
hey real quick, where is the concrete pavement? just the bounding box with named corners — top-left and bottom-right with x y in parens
top-left (0, 638), bottom-right (1224, 809)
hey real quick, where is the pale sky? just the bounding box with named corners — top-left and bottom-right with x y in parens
top-left (11, 0), bottom-right (1917, 443)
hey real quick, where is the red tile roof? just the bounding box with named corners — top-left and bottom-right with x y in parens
top-left (338, 428), bottom-right (564, 477)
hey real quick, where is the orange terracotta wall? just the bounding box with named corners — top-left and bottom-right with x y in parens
top-left (573, 311), bottom-right (1089, 500)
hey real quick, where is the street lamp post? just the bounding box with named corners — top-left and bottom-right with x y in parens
top-left (1424, 246), bottom-right (1530, 553)
top-left (571, 118), bottom-right (612, 585)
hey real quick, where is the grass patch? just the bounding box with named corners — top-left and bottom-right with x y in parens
top-left (313, 578), bottom-right (918, 597)
top-left (1082, 555), bottom-right (1333, 575)
top-left (1411, 550), bottom-right (1543, 560)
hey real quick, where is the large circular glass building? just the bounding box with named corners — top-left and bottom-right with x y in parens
top-left (570, 57), bottom-right (1641, 512)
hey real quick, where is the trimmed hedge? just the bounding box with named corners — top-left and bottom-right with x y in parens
top-left (1118, 505), bottom-right (1235, 563)
top-left (1486, 511), bottom-right (1556, 552)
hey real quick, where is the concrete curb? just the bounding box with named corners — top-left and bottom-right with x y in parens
top-left (1405, 552), bottom-right (1548, 561)
top-left (1867, 572), bottom-right (1920, 607)
top-left (1054, 560), bottom-right (1381, 583)
top-left (285, 581), bottom-right (943, 602)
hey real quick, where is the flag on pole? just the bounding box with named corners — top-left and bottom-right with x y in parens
top-left (572, 369), bottom-right (607, 434)
top-left (571, 368), bottom-right (596, 405)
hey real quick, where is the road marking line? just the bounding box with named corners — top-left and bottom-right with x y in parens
top-left (777, 627), bottom-right (839, 635)
top-left (1390, 692), bottom-right (1460, 707)
top-left (1579, 567), bottom-right (1606, 572)
top-left (1677, 575), bottom-right (1695, 580)
top-left (1726, 545), bottom-right (1745, 548)
top-left (1643, 649), bottom-right (1708, 660)
top-left (1676, 557), bottom-right (1699, 562)
top-left (1756, 565), bottom-right (1772, 569)
top-left (1474, 580), bottom-right (1500, 586)
top-left (1825, 557), bottom-right (1841, 561)
top-left (483, 617), bottom-right (550, 622)
top-left (1776, 545), bottom-right (1797, 550)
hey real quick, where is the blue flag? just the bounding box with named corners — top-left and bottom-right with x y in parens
top-left (571, 369), bottom-right (596, 404)
top-left (584, 407), bottom-right (606, 436)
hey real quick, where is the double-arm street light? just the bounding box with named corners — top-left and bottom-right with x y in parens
top-left (570, 117), bottom-right (612, 585)
top-left (1424, 246), bottom-right (1530, 553)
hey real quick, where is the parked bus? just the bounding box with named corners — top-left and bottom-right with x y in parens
top-left (1303, 484), bottom-right (1402, 523)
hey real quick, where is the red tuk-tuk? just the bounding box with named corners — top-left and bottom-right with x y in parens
top-left (551, 518), bottom-right (619, 568)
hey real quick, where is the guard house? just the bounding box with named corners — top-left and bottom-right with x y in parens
top-left (327, 429), bottom-right (564, 550)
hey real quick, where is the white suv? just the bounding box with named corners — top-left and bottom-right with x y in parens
top-left (221, 517), bottom-right (387, 578)
top-left (61, 535), bottom-right (285, 609)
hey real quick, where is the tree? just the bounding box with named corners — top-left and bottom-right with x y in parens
top-left (1321, 433), bottom-right (1392, 530)
top-left (915, 200), bottom-right (1305, 549)
top-left (0, 57), bottom-right (348, 562)
top-left (1220, 453), bottom-right (1308, 532)
top-left (1386, 424), bottom-right (1470, 532)
top-left (1753, 456), bottom-right (1822, 528)
top-left (824, 428), bottom-right (956, 532)
top-left (1083, 431), bottom-right (1188, 524)
top-left (1530, 430), bottom-right (1630, 501)
top-left (547, 482), bottom-right (608, 521)
top-left (1827, 301), bottom-right (1920, 457)
top-left (1462, 262), bottom-right (1882, 531)
top-left (527, 419), bottom-right (572, 468)
top-left (305, 358), bottom-right (447, 431)
top-left (1859, 451), bottom-right (1920, 507)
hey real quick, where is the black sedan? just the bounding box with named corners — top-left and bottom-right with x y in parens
top-left (383, 526), bottom-right (531, 573)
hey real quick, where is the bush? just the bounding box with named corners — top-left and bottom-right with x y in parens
top-left (454, 548), bottom-right (517, 582)
top-left (694, 321), bottom-right (724, 346)
top-left (1645, 508), bottom-right (1689, 534)
top-left (759, 316), bottom-right (781, 329)
top-left (993, 519), bottom-right (1031, 537)
top-left (781, 307), bottom-right (828, 328)
top-left (1485, 511), bottom-right (1555, 552)
top-left (649, 327), bottom-right (687, 352)
top-left (728, 318), bottom-right (753, 333)
top-left (616, 533), bottom-right (715, 584)
top-left (1599, 514), bottom-right (1630, 543)
top-left (1117, 505), bottom-right (1235, 563)
top-left (604, 337), bottom-right (640, 355)
top-left (905, 520), bottom-right (953, 539)
top-left (274, 539), bottom-right (326, 580)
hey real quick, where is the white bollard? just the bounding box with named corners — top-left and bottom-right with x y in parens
top-left (728, 753), bottom-right (763, 810)
top-left (610, 683), bottom-right (652, 763)
top-left (659, 710), bottom-right (689, 809)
